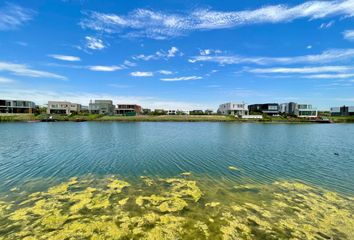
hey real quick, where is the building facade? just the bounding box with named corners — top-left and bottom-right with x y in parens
top-left (330, 106), bottom-right (354, 116)
top-left (89, 100), bottom-right (115, 114)
top-left (248, 103), bottom-right (279, 115)
top-left (0, 99), bottom-right (36, 114)
top-left (294, 104), bottom-right (318, 118)
top-left (116, 104), bottom-right (142, 115)
top-left (280, 102), bottom-right (297, 115)
top-left (218, 102), bottom-right (248, 116)
top-left (47, 101), bottom-right (81, 115)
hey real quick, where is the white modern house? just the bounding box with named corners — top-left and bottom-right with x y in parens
top-left (218, 102), bottom-right (248, 116)
top-left (280, 102), bottom-right (318, 118)
top-left (295, 104), bottom-right (318, 118)
top-left (47, 101), bottom-right (81, 115)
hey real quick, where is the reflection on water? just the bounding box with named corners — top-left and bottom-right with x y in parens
top-left (0, 175), bottom-right (353, 239)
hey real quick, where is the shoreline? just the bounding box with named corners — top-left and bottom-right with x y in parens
top-left (1, 114), bottom-right (354, 123)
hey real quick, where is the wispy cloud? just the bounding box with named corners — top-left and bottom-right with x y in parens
top-left (123, 60), bottom-right (136, 67)
top-left (189, 49), bottom-right (354, 65)
top-left (80, 0), bottom-right (354, 39)
top-left (0, 61), bottom-right (66, 80)
top-left (199, 49), bottom-right (222, 56)
top-left (88, 65), bottom-right (122, 72)
top-left (133, 47), bottom-right (181, 61)
top-left (319, 20), bottom-right (334, 29)
top-left (246, 66), bottom-right (354, 74)
top-left (303, 73), bottom-right (354, 79)
top-left (158, 70), bottom-right (173, 75)
top-left (130, 71), bottom-right (153, 77)
top-left (0, 77), bottom-right (15, 83)
top-left (85, 36), bottom-right (106, 50)
top-left (160, 76), bottom-right (202, 81)
top-left (49, 54), bottom-right (81, 62)
top-left (0, 3), bottom-right (35, 30)
top-left (343, 30), bottom-right (354, 41)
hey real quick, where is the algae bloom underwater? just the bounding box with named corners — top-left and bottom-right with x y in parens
top-left (0, 175), bottom-right (353, 240)
top-left (1, 122), bottom-right (354, 239)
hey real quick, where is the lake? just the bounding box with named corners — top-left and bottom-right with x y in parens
top-left (0, 122), bottom-right (353, 239)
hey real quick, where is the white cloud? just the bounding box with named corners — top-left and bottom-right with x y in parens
top-left (85, 36), bottom-right (106, 50)
top-left (343, 30), bottom-right (354, 41)
top-left (199, 49), bottom-right (222, 56)
top-left (0, 3), bottom-right (35, 30)
top-left (123, 60), bottom-right (136, 67)
top-left (158, 70), bottom-right (173, 75)
top-left (133, 46), bottom-right (181, 61)
top-left (320, 20), bottom-right (334, 29)
top-left (88, 65), bottom-right (122, 72)
top-left (303, 73), bottom-right (354, 79)
top-left (167, 47), bottom-right (178, 57)
top-left (130, 71), bottom-right (153, 77)
top-left (307, 45), bottom-right (312, 49)
top-left (160, 76), bottom-right (202, 81)
top-left (80, 0), bottom-right (354, 39)
top-left (189, 49), bottom-right (354, 65)
top-left (49, 54), bottom-right (81, 62)
top-left (0, 61), bottom-right (67, 80)
top-left (0, 77), bottom-right (15, 83)
top-left (246, 66), bottom-right (354, 74)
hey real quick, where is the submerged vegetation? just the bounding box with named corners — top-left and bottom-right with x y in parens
top-left (0, 175), bottom-right (353, 239)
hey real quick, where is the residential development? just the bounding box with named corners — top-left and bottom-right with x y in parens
top-left (1, 98), bottom-right (353, 120)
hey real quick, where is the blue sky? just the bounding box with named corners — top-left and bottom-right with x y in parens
top-left (0, 0), bottom-right (354, 110)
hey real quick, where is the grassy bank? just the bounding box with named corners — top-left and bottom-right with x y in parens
top-left (1, 113), bottom-right (354, 123)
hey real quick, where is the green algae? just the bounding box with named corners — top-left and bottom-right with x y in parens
top-left (228, 166), bottom-right (239, 171)
top-left (0, 176), bottom-right (353, 240)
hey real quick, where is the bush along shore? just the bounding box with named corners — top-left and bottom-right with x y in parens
top-left (1, 113), bottom-right (354, 123)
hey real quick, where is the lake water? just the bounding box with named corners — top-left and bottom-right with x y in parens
top-left (0, 122), bottom-right (353, 239)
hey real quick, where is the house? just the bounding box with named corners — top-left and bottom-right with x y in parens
top-left (166, 110), bottom-right (177, 115)
top-left (116, 104), bottom-right (142, 116)
top-left (330, 106), bottom-right (354, 116)
top-left (295, 104), bottom-right (318, 118)
top-left (279, 102), bottom-right (297, 115)
top-left (47, 101), bottom-right (81, 115)
top-left (89, 100), bottom-right (115, 114)
top-left (204, 109), bottom-right (213, 115)
top-left (142, 108), bottom-right (151, 115)
top-left (217, 102), bottom-right (248, 116)
top-left (189, 110), bottom-right (204, 115)
top-left (0, 99), bottom-right (36, 114)
top-left (248, 103), bottom-right (279, 115)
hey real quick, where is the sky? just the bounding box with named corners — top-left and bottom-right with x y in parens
top-left (0, 0), bottom-right (354, 110)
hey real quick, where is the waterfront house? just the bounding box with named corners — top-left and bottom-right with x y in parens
top-left (0, 99), bottom-right (36, 114)
top-left (47, 101), bottom-right (81, 115)
top-left (116, 104), bottom-right (142, 116)
top-left (189, 110), bottom-right (205, 115)
top-left (279, 102), bottom-right (297, 115)
top-left (248, 103), bottom-right (279, 115)
top-left (142, 109), bottom-right (151, 115)
top-left (205, 109), bottom-right (214, 115)
top-left (295, 104), bottom-right (318, 118)
top-left (330, 106), bottom-right (354, 116)
top-left (89, 100), bottom-right (115, 114)
top-left (280, 102), bottom-right (317, 118)
top-left (218, 102), bottom-right (248, 116)
top-left (166, 110), bottom-right (177, 115)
